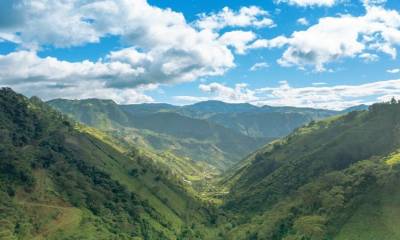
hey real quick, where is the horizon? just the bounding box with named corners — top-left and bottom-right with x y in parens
top-left (45, 94), bottom-right (368, 111)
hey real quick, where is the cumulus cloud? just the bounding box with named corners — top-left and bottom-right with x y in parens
top-left (195, 6), bottom-right (275, 31)
top-left (250, 62), bottom-right (269, 71)
top-left (0, 50), bottom-right (155, 103)
top-left (0, 0), bottom-right (241, 98)
top-left (15, 81), bottom-right (155, 104)
top-left (0, 0), bottom-right (100, 48)
top-left (276, 0), bottom-right (337, 7)
top-left (219, 31), bottom-right (257, 54)
top-left (175, 79), bottom-right (400, 110)
top-left (176, 82), bottom-right (259, 103)
top-left (258, 79), bottom-right (400, 109)
top-left (250, 5), bottom-right (400, 71)
top-left (0, 51), bottom-right (142, 85)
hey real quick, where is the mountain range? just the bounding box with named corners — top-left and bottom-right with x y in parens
top-left (2, 88), bottom-right (398, 240)
top-left (48, 98), bottom-right (356, 171)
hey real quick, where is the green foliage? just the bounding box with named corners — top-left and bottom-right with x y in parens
top-left (48, 98), bottom-right (338, 171)
top-left (222, 100), bottom-right (400, 239)
top-left (293, 215), bottom-right (327, 240)
top-left (0, 88), bottom-right (219, 239)
top-left (4, 88), bottom-right (400, 240)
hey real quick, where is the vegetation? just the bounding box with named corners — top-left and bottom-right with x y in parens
top-left (48, 99), bottom-right (340, 171)
top-left (2, 88), bottom-right (400, 239)
top-left (222, 98), bottom-right (400, 239)
top-left (0, 88), bottom-right (221, 239)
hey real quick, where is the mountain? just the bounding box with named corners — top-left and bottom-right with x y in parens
top-left (205, 111), bottom-right (331, 139)
top-left (341, 104), bottom-right (369, 113)
top-left (3, 88), bottom-right (400, 240)
top-left (175, 101), bottom-right (338, 139)
top-left (221, 101), bottom-right (400, 239)
top-left (48, 99), bottom-right (340, 170)
top-left (0, 88), bottom-right (223, 239)
top-left (181, 100), bottom-right (259, 115)
top-left (48, 99), bottom-right (269, 170)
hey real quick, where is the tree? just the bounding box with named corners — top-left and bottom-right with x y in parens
top-left (390, 97), bottom-right (397, 105)
top-left (293, 215), bottom-right (327, 240)
top-left (129, 168), bottom-right (139, 177)
top-left (320, 186), bottom-right (344, 212)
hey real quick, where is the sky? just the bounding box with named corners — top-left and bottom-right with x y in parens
top-left (0, 0), bottom-right (399, 110)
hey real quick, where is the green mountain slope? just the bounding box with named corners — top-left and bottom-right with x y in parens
top-left (222, 101), bottom-right (400, 239)
top-left (175, 101), bottom-right (338, 139)
top-left (0, 88), bottom-right (222, 240)
top-left (48, 99), bottom-right (341, 170)
top-left (48, 99), bottom-right (268, 170)
top-left (3, 88), bottom-right (400, 240)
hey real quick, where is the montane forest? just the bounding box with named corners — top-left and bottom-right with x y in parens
top-left (1, 0), bottom-right (400, 239)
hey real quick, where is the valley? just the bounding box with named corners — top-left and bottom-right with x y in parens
top-left (1, 88), bottom-right (399, 240)
top-left (1, 0), bottom-right (399, 239)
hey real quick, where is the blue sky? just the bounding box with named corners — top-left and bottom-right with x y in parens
top-left (0, 0), bottom-right (399, 109)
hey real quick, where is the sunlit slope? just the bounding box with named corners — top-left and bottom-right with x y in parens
top-left (223, 101), bottom-right (400, 239)
top-left (0, 88), bottom-right (222, 239)
top-left (48, 99), bottom-right (267, 170)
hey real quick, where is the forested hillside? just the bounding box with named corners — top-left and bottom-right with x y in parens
top-left (47, 99), bottom-right (266, 170)
top-left (48, 99), bottom-right (339, 170)
top-left (2, 88), bottom-right (399, 240)
top-left (222, 99), bottom-right (400, 239)
top-left (0, 88), bottom-right (222, 239)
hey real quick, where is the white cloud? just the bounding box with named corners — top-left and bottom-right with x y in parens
top-left (0, 0), bottom-right (239, 93)
top-left (0, 51), bottom-right (142, 85)
top-left (297, 17), bottom-right (310, 26)
top-left (0, 0), bottom-right (100, 49)
top-left (250, 62), bottom-right (269, 71)
top-left (257, 79), bottom-right (400, 109)
top-left (363, 0), bottom-right (387, 7)
top-left (359, 53), bottom-right (379, 62)
top-left (219, 31), bottom-right (257, 54)
top-left (247, 36), bottom-right (290, 49)
top-left (16, 82), bottom-right (155, 104)
top-left (0, 45), bottom-right (234, 97)
top-left (197, 82), bottom-right (259, 103)
top-left (276, 0), bottom-right (337, 7)
top-left (175, 78), bottom-right (400, 110)
top-left (250, 6), bottom-right (400, 71)
top-left (387, 68), bottom-right (400, 73)
top-left (173, 95), bottom-right (209, 103)
top-left (0, 50), bottom-right (155, 103)
top-left (195, 6), bottom-right (275, 31)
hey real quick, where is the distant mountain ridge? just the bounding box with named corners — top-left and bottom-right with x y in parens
top-left (48, 99), bottom-right (267, 170)
top-left (48, 99), bottom-right (347, 170)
